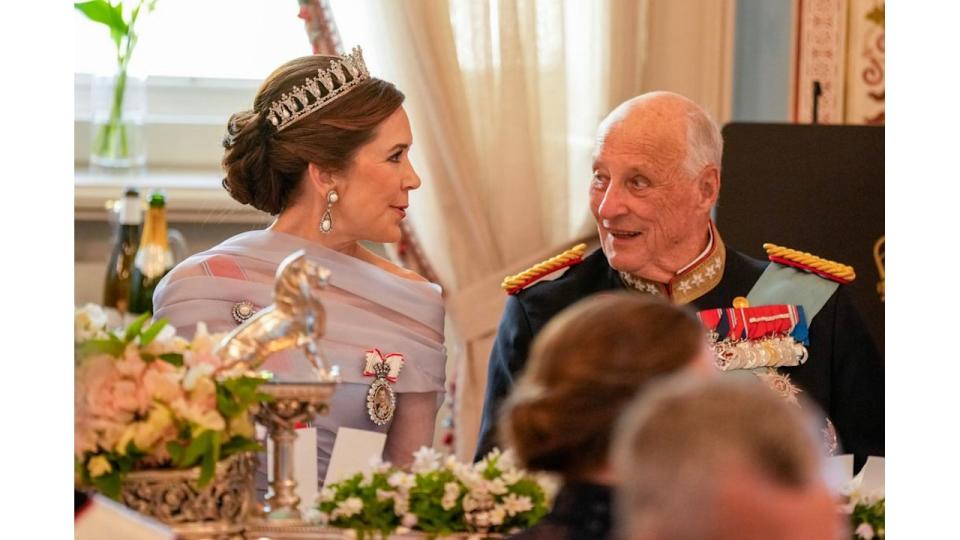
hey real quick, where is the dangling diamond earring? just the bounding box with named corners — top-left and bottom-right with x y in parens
top-left (320, 189), bottom-right (339, 234)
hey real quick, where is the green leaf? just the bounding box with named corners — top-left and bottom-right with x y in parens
top-left (76, 338), bottom-right (125, 358)
top-left (166, 440), bottom-right (184, 464)
top-left (92, 470), bottom-right (122, 500)
top-left (75, 1), bottom-right (120, 29)
top-left (198, 432), bottom-right (221, 487)
top-left (221, 435), bottom-right (262, 456)
top-left (216, 386), bottom-right (242, 418)
top-left (178, 430), bottom-right (211, 468)
top-left (158, 353), bottom-right (183, 367)
top-left (139, 318), bottom-right (168, 347)
top-left (124, 312), bottom-right (151, 343)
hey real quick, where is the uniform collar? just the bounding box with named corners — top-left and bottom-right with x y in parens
top-left (618, 221), bottom-right (726, 305)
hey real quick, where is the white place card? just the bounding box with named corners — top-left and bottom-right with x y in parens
top-left (858, 456), bottom-right (885, 495)
top-left (825, 454), bottom-right (855, 493)
top-left (323, 427), bottom-right (387, 487)
top-left (267, 426), bottom-right (318, 515)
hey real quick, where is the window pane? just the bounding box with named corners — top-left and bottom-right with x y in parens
top-left (74, 0), bottom-right (312, 79)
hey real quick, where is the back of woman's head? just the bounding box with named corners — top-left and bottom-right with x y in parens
top-left (222, 54), bottom-right (404, 215)
top-left (501, 292), bottom-right (705, 478)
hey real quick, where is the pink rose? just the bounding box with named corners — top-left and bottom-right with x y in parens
top-left (142, 362), bottom-right (184, 404)
top-left (80, 355), bottom-right (125, 420)
top-left (117, 344), bottom-right (147, 378)
top-left (111, 379), bottom-right (147, 414)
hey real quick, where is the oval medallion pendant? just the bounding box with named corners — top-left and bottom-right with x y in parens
top-left (367, 378), bottom-right (396, 426)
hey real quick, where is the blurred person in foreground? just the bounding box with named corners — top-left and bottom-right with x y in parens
top-left (500, 292), bottom-right (715, 540)
top-left (612, 376), bottom-right (846, 540)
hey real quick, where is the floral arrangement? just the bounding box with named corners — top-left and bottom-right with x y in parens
top-left (312, 447), bottom-right (553, 538)
top-left (840, 470), bottom-right (885, 540)
top-left (74, 304), bottom-right (268, 499)
top-left (848, 497), bottom-right (884, 540)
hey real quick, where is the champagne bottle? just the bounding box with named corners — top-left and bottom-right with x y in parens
top-left (128, 192), bottom-right (174, 315)
top-left (103, 188), bottom-right (142, 313)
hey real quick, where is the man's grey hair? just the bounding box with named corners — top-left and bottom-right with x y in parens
top-left (682, 106), bottom-right (724, 179)
top-left (611, 376), bottom-right (823, 539)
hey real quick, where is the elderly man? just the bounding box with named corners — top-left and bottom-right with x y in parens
top-left (611, 376), bottom-right (845, 540)
top-left (476, 91), bottom-right (883, 469)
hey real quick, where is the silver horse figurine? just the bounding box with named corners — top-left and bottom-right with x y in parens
top-left (215, 249), bottom-right (338, 380)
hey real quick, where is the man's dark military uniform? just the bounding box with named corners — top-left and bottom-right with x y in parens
top-left (476, 240), bottom-right (884, 470)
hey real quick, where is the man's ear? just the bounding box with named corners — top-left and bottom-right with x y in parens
top-left (306, 162), bottom-right (335, 192)
top-left (696, 166), bottom-right (721, 211)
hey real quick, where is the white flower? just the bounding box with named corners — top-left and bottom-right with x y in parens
top-left (75, 303), bottom-right (109, 342)
top-left (376, 489), bottom-right (395, 502)
top-left (183, 363), bottom-right (215, 391)
top-left (303, 508), bottom-right (328, 525)
top-left (496, 448), bottom-right (518, 470)
top-left (469, 511), bottom-right (491, 528)
top-left (489, 505), bottom-right (506, 526)
top-left (463, 492), bottom-right (493, 513)
top-left (411, 446), bottom-right (443, 473)
top-left (319, 487), bottom-right (336, 503)
top-left (501, 493), bottom-right (533, 516)
top-left (401, 513), bottom-right (418, 528)
top-left (368, 455), bottom-right (392, 473)
top-left (393, 492), bottom-right (410, 516)
top-left (189, 322), bottom-right (215, 353)
top-left (487, 478), bottom-right (508, 495)
top-left (152, 322), bottom-right (177, 346)
top-left (331, 497), bottom-right (363, 519)
top-left (388, 471), bottom-right (415, 490)
top-left (441, 482), bottom-right (461, 510)
top-left (501, 469), bottom-right (525, 486)
top-left (854, 523), bottom-right (875, 539)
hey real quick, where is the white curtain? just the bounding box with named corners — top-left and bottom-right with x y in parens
top-left (334, 0), bottom-right (650, 457)
top-left (351, 0), bottom-right (648, 292)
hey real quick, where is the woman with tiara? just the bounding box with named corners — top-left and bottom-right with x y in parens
top-left (153, 47), bottom-right (445, 487)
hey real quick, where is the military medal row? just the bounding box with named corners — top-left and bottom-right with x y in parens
top-left (697, 303), bottom-right (809, 371)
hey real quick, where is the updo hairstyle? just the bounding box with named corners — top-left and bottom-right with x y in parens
top-left (221, 55), bottom-right (404, 215)
top-left (500, 292), bottom-right (704, 478)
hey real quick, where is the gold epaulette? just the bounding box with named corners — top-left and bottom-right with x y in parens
top-left (763, 243), bottom-right (856, 284)
top-left (501, 244), bottom-right (587, 295)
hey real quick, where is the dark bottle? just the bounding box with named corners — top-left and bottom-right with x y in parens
top-left (103, 188), bottom-right (142, 313)
top-left (128, 192), bottom-right (174, 315)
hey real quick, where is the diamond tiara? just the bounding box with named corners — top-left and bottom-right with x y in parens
top-left (265, 46), bottom-right (370, 132)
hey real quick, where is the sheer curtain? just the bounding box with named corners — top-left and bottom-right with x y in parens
top-left (358, 0), bottom-right (648, 291)
top-left (345, 0), bottom-right (649, 457)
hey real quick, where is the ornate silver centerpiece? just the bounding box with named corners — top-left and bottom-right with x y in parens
top-left (214, 250), bottom-right (341, 538)
top-left (121, 452), bottom-right (258, 540)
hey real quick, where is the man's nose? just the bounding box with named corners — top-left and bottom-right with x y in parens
top-left (597, 181), bottom-right (628, 220)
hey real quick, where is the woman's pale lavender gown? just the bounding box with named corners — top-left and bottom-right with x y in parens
top-left (153, 229), bottom-right (446, 491)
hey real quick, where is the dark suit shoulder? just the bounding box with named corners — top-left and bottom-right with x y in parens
top-left (512, 249), bottom-right (621, 328)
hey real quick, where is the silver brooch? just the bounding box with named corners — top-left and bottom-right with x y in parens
top-left (231, 300), bottom-right (258, 324)
top-left (362, 349), bottom-right (404, 425)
